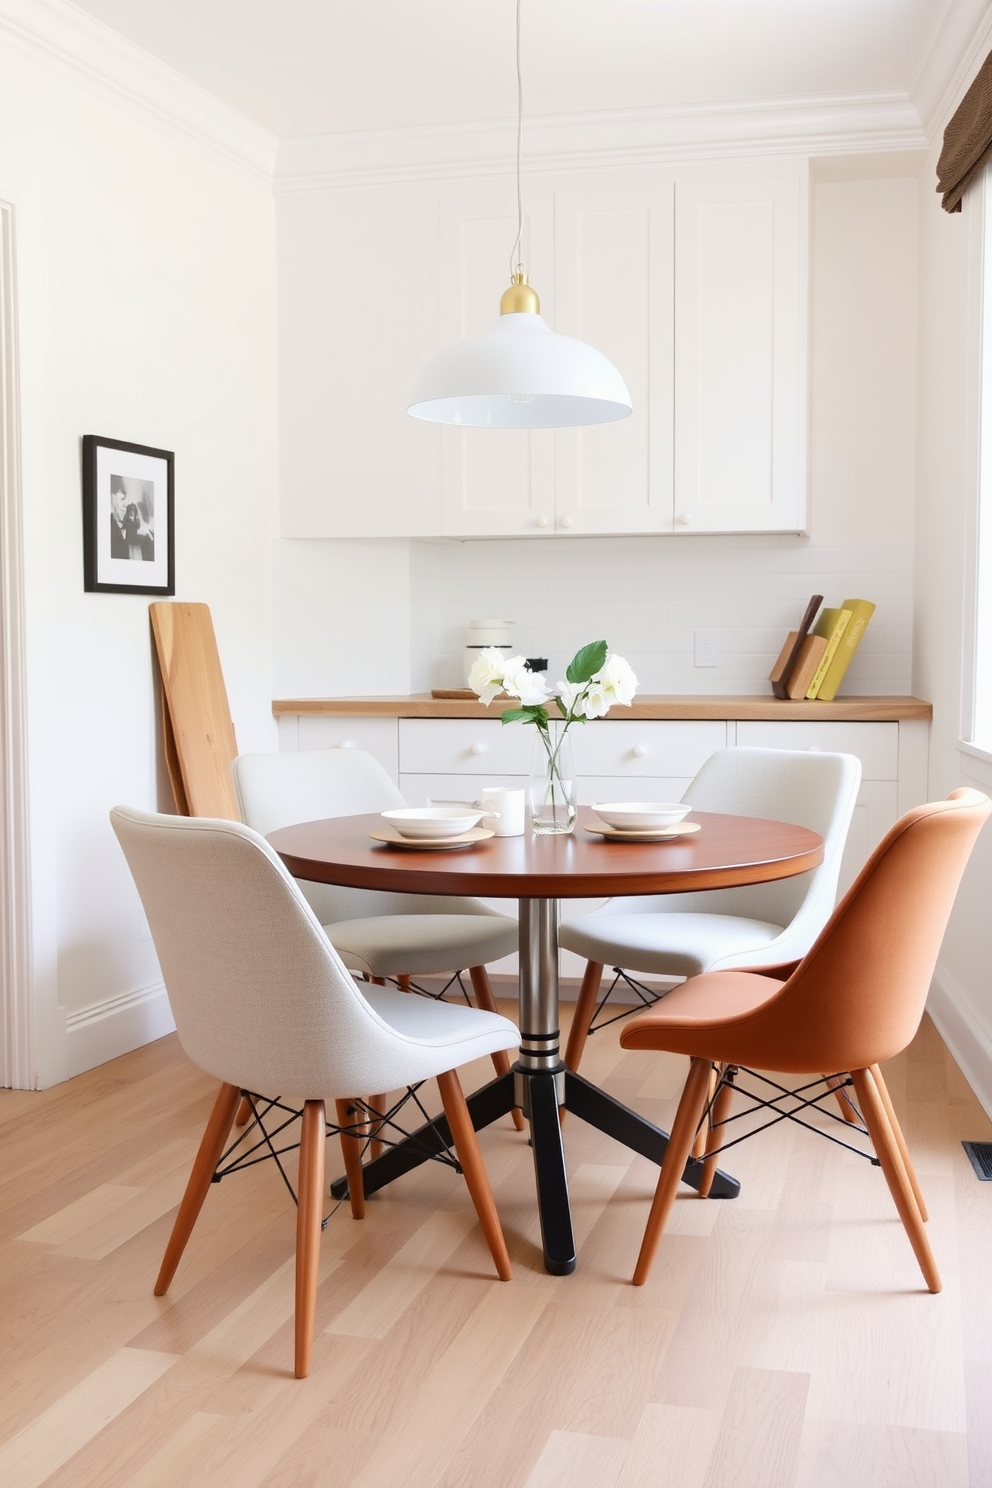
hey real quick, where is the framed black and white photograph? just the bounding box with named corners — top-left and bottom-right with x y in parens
top-left (82, 435), bottom-right (175, 595)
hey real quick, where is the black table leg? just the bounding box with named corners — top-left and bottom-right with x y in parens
top-left (525, 1068), bottom-right (576, 1274)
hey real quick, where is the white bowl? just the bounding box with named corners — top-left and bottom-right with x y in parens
top-left (591, 801), bottom-right (692, 831)
top-left (380, 806), bottom-right (486, 839)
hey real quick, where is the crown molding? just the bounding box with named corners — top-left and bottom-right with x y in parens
top-left (275, 93), bottom-right (927, 194)
top-left (0, 0), bottom-right (277, 186)
top-left (913, 0), bottom-right (992, 140)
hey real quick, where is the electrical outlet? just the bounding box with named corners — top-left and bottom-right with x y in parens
top-left (694, 630), bottom-right (718, 668)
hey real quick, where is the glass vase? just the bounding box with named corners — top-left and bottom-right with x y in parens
top-left (528, 722), bottom-right (577, 835)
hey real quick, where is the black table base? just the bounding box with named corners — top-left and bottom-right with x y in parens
top-left (329, 1061), bottom-right (740, 1275)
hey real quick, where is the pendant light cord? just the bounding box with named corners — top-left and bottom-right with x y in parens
top-left (510, 0), bottom-right (524, 278)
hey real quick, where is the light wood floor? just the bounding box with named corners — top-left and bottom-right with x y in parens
top-left (1, 1003), bottom-right (991, 1488)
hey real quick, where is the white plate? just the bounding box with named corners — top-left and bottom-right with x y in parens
top-left (380, 806), bottom-right (485, 838)
top-left (583, 820), bottom-right (701, 842)
top-left (370, 826), bottom-right (495, 851)
top-left (591, 800), bottom-right (692, 830)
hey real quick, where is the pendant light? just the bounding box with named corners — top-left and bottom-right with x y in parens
top-left (407, 0), bottom-right (632, 429)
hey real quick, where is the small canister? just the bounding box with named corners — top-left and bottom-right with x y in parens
top-left (464, 619), bottom-right (513, 686)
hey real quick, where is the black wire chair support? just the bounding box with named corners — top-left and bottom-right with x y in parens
top-left (586, 966), bottom-right (678, 1036)
top-left (693, 1064), bottom-right (877, 1166)
top-left (210, 1084), bottom-right (463, 1229)
top-left (386, 970), bottom-right (474, 1006)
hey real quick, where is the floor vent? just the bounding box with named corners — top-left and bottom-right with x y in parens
top-left (962, 1141), bottom-right (992, 1180)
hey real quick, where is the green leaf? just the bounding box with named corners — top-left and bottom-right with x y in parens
top-left (566, 640), bottom-right (608, 685)
top-left (501, 705), bottom-right (549, 728)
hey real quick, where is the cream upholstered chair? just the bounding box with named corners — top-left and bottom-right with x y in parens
top-left (111, 806), bottom-right (519, 1378)
top-left (234, 749), bottom-right (522, 1113)
top-left (618, 789), bottom-right (991, 1290)
top-left (560, 747), bottom-right (862, 1072)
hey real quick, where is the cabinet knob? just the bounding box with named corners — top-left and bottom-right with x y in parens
top-left (631, 743), bottom-right (649, 759)
top-left (335, 739), bottom-right (357, 749)
top-left (676, 513), bottom-right (691, 527)
top-left (535, 514), bottom-right (549, 529)
top-left (558, 514), bottom-right (574, 529)
top-left (469, 742), bottom-right (487, 756)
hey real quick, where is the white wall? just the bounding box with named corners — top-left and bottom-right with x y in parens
top-left (2, 31), bottom-right (279, 1083)
top-left (272, 165), bottom-right (920, 702)
top-left (915, 112), bottom-right (992, 1118)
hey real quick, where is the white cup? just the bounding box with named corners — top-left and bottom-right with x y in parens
top-left (479, 787), bottom-right (526, 837)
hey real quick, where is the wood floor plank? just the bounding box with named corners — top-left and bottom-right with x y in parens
top-left (702, 1366), bottom-right (810, 1488)
top-left (521, 1428), bottom-right (629, 1488)
top-left (615, 1402), bottom-right (720, 1488)
top-left (18, 1184), bottom-right (143, 1246)
top-left (883, 1424), bottom-right (970, 1488)
top-left (0, 1348), bottom-right (176, 1488)
top-left (325, 1209), bottom-right (477, 1338)
top-left (344, 1283), bottom-right (554, 1488)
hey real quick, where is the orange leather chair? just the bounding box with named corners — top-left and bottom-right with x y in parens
top-left (619, 788), bottom-right (990, 1290)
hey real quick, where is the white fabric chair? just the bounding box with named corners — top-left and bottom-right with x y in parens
top-left (560, 747), bottom-right (862, 1072)
top-left (111, 805), bottom-right (519, 1378)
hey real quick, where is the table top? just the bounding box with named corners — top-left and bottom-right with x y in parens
top-left (269, 808), bottom-right (824, 899)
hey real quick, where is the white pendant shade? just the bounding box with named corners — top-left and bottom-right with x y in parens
top-left (407, 312), bottom-right (633, 428)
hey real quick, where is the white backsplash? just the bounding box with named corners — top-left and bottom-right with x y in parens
top-left (409, 535), bottom-right (913, 696)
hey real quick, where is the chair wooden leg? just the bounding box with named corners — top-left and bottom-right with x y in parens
top-left (367, 1093), bottom-right (386, 1160)
top-left (870, 1062), bottom-right (929, 1222)
top-left (436, 1068), bottom-right (512, 1281)
top-left (850, 1067), bottom-right (940, 1293)
top-left (563, 961), bottom-right (605, 1074)
top-left (295, 1100), bottom-right (326, 1379)
top-left (335, 1098), bottom-right (366, 1220)
top-left (633, 1057), bottom-right (713, 1286)
top-left (155, 1081), bottom-right (241, 1296)
top-left (698, 1065), bottom-right (736, 1199)
top-left (234, 1095), bottom-right (252, 1127)
top-left (469, 964), bottom-right (526, 1131)
top-left (691, 1065), bottom-right (719, 1160)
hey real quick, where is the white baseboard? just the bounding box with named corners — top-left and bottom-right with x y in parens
top-left (64, 981), bottom-right (176, 1079)
top-left (926, 967), bottom-right (992, 1123)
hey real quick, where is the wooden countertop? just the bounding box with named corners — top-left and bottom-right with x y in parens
top-left (273, 694), bottom-right (932, 722)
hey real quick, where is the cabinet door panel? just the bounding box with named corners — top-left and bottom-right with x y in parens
top-left (571, 720), bottom-right (727, 778)
top-left (439, 182), bottom-right (555, 536)
top-left (294, 717), bottom-right (400, 782)
top-left (675, 170), bottom-right (806, 533)
top-left (735, 721), bottom-right (898, 780)
top-left (399, 718), bottom-right (532, 776)
top-left (554, 176), bottom-right (674, 533)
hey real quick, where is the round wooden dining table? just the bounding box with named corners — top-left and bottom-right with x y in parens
top-left (269, 806), bottom-right (823, 1275)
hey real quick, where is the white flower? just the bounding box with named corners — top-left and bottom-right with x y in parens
top-left (577, 681), bottom-right (612, 719)
top-left (468, 647), bottom-right (510, 705)
top-left (555, 679), bottom-right (586, 717)
top-left (502, 657), bottom-right (551, 707)
top-left (596, 652), bottom-right (638, 707)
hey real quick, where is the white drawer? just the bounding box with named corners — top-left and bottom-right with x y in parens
top-left (289, 716), bottom-right (399, 781)
top-left (578, 775), bottom-right (696, 806)
top-left (398, 773), bottom-right (525, 807)
top-left (735, 721), bottom-right (898, 780)
top-left (571, 720), bottom-right (728, 778)
top-left (399, 718), bottom-right (532, 775)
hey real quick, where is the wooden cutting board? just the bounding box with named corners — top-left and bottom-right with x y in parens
top-left (150, 602), bottom-right (240, 820)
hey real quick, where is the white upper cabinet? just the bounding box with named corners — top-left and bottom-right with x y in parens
top-left (673, 169), bottom-right (807, 533)
top-left (280, 160), bottom-right (808, 539)
top-left (553, 173), bottom-right (675, 534)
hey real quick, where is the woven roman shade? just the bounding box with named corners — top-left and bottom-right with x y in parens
top-left (937, 50), bottom-right (992, 212)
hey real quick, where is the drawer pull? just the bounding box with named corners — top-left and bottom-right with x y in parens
top-left (468, 742), bottom-right (487, 756)
top-left (631, 744), bottom-right (649, 759)
top-left (335, 739), bottom-right (357, 749)
top-left (535, 515), bottom-right (550, 529)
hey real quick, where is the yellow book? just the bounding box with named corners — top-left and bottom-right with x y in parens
top-left (816, 598), bottom-right (876, 701)
top-left (805, 608), bottom-right (852, 699)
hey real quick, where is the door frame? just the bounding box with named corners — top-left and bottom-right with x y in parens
top-left (0, 197), bottom-right (34, 1088)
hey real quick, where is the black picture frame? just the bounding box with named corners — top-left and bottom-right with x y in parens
top-left (82, 435), bottom-right (175, 595)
